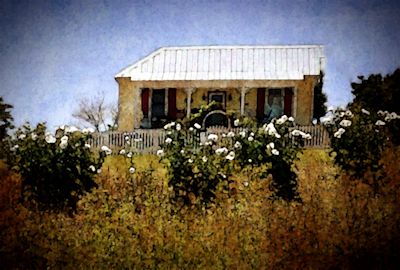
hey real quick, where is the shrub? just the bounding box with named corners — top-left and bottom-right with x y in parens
top-left (323, 108), bottom-right (400, 190)
top-left (8, 123), bottom-right (108, 211)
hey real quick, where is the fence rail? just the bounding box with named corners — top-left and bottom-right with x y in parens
top-left (88, 125), bottom-right (330, 154)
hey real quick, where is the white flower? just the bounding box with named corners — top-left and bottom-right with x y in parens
top-left (339, 119), bottom-right (352, 127)
top-left (65, 126), bottom-right (79, 133)
top-left (227, 131), bottom-right (235, 137)
top-left (234, 141), bottom-right (241, 148)
top-left (271, 149), bottom-right (279, 155)
top-left (226, 151), bottom-right (235, 160)
top-left (248, 136), bottom-right (254, 142)
top-left (31, 133), bottom-right (38, 140)
top-left (165, 137), bottom-right (172, 144)
top-left (176, 123), bottom-right (181, 131)
top-left (11, 145), bottom-right (19, 151)
top-left (129, 167), bottom-right (135, 174)
top-left (188, 158), bottom-right (193, 163)
top-left (101, 145), bottom-right (112, 155)
top-left (334, 128), bottom-right (346, 138)
top-left (375, 120), bottom-right (386, 126)
top-left (234, 119), bottom-right (240, 126)
top-left (288, 116), bottom-right (295, 122)
top-left (61, 135), bottom-right (68, 142)
top-left (345, 110), bottom-right (353, 118)
top-left (167, 131), bottom-right (172, 135)
top-left (89, 165), bottom-right (96, 172)
top-left (194, 123), bottom-right (201, 129)
top-left (312, 119), bottom-right (318, 125)
top-left (45, 134), bottom-right (56, 144)
top-left (291, 130), bottom-right (302, 136)
top-left (189, 127), bottom-right (194, 132)
top-left (239, 131), bottom-right (246, 138)
top-left (164, 122), bottom-right (175, 130)
top-left (202, 156), bottom-right (208, 163)
top-left (264, 123), bottom-right (279, 137)
top-left (243, 181), bottom-right (249, 187)
top-left (84, 143), bottom-right (91, 149)
top-left (60, 140), bottom-right (68, 149)
top-left (97, 168), bottom-right (102, 174)
top-left (215, 147), bottom-right (228, 155)
top-left (119, 149), bottom-right (126, 155)
top-left (125, 136), bottom-right (130, 141)
top-left (248, 159), bottom-right (252, 163)
top-left (207, 134), bottom-right (218, 142)
top-left (304, 134), bottom-right (312, 140)
top-left (82, 128), bottom-right (94, 134)
top-left (87, 127), bottom-right (95, 133)
top-left (127, 152), bottom-right (133, 158)
top-left (275, 133), bottom-right (281, 139)
top-left (250, 132), bottom-right (255, 137)
top-left (276, 115), bottom-right (288, 125)
top-left (18, 134), bottom-right (26, 140)
top-left (180, 149), bottom-right (185, 154)
top-left (267, 142), bottom-right (275, 149)
top-left (222, 133), bottom-right (226, 138)
top-left (58, 125), bottom-right (65, 130)
top-left (361, 109), bottom-right (370, 115)
top-left (156, 149), bottom-right (164, 157)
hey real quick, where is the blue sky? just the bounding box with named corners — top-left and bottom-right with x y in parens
top-left (1, 0), bottom-right (399, 130)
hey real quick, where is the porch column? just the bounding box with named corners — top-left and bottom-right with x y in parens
top-left (185, 88), bottom-right (194, 118)
top-left (240, 87), bottom-right (249, 115)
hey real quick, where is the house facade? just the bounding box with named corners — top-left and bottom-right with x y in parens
top-left (115, 45), bottom-right (325, 130)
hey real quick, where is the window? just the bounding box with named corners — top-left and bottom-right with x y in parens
top-left (208, 91), bottom-right (226, 110)
top-left (261, 88), bottom-right (293, 123)
top-left (151, 89), bottom-right (166, 119)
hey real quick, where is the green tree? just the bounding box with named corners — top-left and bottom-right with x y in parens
top-left (313, 71), bottom-right (327, 121)
top-left (0, 96), bottom-right (14, 140)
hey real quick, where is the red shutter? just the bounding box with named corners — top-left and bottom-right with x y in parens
top-left (256, 88), bottom-right (266, 120)
top-left (168, 88), bottom-right (177, 119)
top-left (284, 88), bottom-right (293, 116)
top-left (141, 88), bottom-right (149, 117)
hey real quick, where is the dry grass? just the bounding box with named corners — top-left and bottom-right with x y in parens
top-left (1, 148), bottom-right (400, 269)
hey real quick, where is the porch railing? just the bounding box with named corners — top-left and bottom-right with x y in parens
top-left (88, 125), bottom-right (330, 154)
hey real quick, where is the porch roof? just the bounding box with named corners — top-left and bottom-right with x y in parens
top-left (116, 45), bottom-right (325, 81)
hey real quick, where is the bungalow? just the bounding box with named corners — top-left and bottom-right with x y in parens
top-left (115, 45), bottom-right (325, 130)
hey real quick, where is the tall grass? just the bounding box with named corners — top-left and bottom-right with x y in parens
top-left (1, 148), bottom-right (400, 269)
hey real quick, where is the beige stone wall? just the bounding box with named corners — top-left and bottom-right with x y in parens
top-left (116, 77), bottom-right (318, 130)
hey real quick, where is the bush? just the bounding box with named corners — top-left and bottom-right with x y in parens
top-left (8, 123), bottom-right (108, 211)
top-left (323, 108), bottom-right (400, 190)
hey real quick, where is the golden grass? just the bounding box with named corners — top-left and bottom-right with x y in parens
top-left (1, 148), bottom-right (400, 269)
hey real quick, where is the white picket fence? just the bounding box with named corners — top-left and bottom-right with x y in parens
top-left (88, 125), bottom-right (330, 154)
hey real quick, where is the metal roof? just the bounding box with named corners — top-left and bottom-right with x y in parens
top-left (116, 45), bottom-right (325, 81)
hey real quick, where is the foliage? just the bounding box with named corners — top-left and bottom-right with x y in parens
top-left (7, 123), bottom-right (108, 211)
top-left (313, 71), bottom-right (328, 121)
top-left (0, 96), bottom-right (14, 159)
top-left (2, 149), bottom-right (400, 269)
top-left (349, 68), bottom-right (400, 144)
top-left (323, 107), bottom-right (400, 190)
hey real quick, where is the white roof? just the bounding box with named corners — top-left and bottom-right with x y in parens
top-left (116, 45), bottom-right (325, 81)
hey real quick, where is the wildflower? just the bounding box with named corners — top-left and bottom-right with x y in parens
top-left (215, 147), bottom-right (228, 155)
top-left (339, 119), bottom-right (352, 127)
top-left (165, 137), bottom-right (172, 144)
top-left (11, 145), bottom-right (19, 151)
top-left (119, 149), bottom-right (126, 155)
top-left (189, 127), bottom-right (194, 132)
top-left (129, 167), bottom-right (135, 174)
top-left (234, 141), bottom-right (241, 148)
top-left (271, 149), bottom-right (279, 155)
top-left (164, 122), bottom-right (176, 130)
top-left (244, 181), bottom-right (249, 187)
top-left (167, 131), bottom-right (172, 135)
top-left (375, 120), bottom-right (386, 126)
top-left (345, 110), bottom-right (353, 118)
top-left (125, 135), bottom-right (130, 141)
top-left (180, 149), bottom-right (185, 154)
top-left (250, 132), bottom-right (255, 136)
top-left (65, 126), bottom-right (79, 133)
top-left (89, 165), bottom-right (96, 172)
top-left (84, 143), bottom-right (91, 149)
top-left (127, 152), bottom-right (133, 158)
top-left (194, 123), bottom-right (201, 129)
top-left (101, 145), bottom-right (112, 155)
top-left (248, 159), bottom-right (252, 163)
top-left (222, 133), bottom-right (226, 138)
top-left (312, 119), bottom-right (317, 125)
top-left (288, 116), bottom-right (295, 122)
top-left (226, 151), bottom-right (235, 160)
top-left (31, 133), bottom-right (38, 140)
top-left (276, 115), bottom-right (288, 125)
top-left (304, 134), bottom-right (312, 140)
top-left (248, 136), bottom-right (254, 142)
top-left (334, 128), bottom-right (345, 138)
top-left (45, 134), bottom-right (56, 143)
top-left (207, 134), bottom-right (218, 142)
top-left (202, 156), bottom-right (208, 163)
top-left (18, 134), bottom-right (26, 140)
top-left (267, 142), bottom-right (275, 149)
top-left (60, 140), bottom-right (68, 149)
top-left (61, 135), bottom-right (68, 142)
top-left (97, 168), bottom-right (102, 174)
top-left (176, 123), bottom-right (181, 131)
top-left (156, 149), bottom-right (164, 157)
top-left (188, 158), bottom-right (193, 163)
top-left (227, 131), bottom-right (235, 137)
top-left (264, 123), bottom-right (280, 138)
top-left (234, 119), bottom-right (240, 126)
top-left (361, 108), bottom-right (370, 115)
top-left (239, 131), bottom-right (246, 138)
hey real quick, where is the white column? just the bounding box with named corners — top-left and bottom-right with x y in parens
top-left (185, 88), bottom-right (194, 118)
top-left (240, 87), bottom-right (249, 116)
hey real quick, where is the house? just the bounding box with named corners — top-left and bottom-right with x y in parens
top-left (115, 45), bottom-right (325, 130)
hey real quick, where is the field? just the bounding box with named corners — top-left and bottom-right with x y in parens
top-left (1, 148), bottom-right (400, 269)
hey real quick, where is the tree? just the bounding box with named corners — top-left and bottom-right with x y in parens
top-left (313, 71), bottom-right (327, 121)
top-left (73, 92), bottom-right (118, 132)
top-left (0, 96), bottom-right (14, 140)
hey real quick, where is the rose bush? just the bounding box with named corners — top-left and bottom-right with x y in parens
top-left (8, 123), bottom-right (108, 211)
